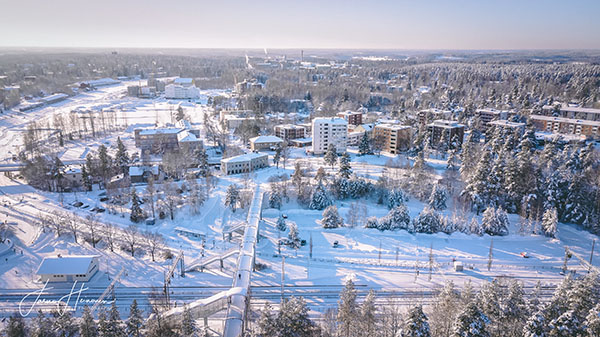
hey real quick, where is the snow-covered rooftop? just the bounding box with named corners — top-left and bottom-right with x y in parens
top-left (138, 127), bottom-right (183, 135)
top-left (313, 117), bottom-right (347, 125)
top-left (249, 135), bottom-right (283, 144)
top-left (221, 152), bottom-right (267, 164)
top-left (36, 255), bottom-right (98, 275)
top-left (488, 120), bottom-right (526, 128)
top-left (531, 115), bottom-right (600, 127)
top-left (542, 105), bottom-right (600, 115)
top-left (376, 123), bottom-right (411, 131)
top-left (173, 78), bottom-right (193, 85)
top-left (177, 130), bottom-right (199, 142)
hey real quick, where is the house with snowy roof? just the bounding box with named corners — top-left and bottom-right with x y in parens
top-left (221, 153), bottom-right (269, 175)
top-left (249, 135), bottom-right (283, 151)
top-left (36, 255), bottom-right (100, 282)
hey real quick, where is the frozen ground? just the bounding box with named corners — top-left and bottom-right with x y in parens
top-left (0, 81), bottom-right (597, 324)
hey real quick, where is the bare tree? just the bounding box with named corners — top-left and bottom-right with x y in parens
top-left (64, 212), bottom-right (80, 243)
top-left (123, 225), bottom-right (139, 257)
top-left (84, 214), bottom-right (100, 248)
top-left (144, 176), bottom-right (156, 219)
top-left (103, 222), bottom-right (117, 252)
top-left (49, 210), bottom-right (64, 237)
top-left (162, 179), bottom-right (180, 220)
top-left (144, 231), bottom-right (164, 262)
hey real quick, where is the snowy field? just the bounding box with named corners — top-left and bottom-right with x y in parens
top-left (0, 81), bottom-right (598, 325)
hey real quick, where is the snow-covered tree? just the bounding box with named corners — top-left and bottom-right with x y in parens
top-left (256, 302), bottom-right (277, 336)
top-left (324, 144), bottom-right (338, 168)
top-left (430, 281), bottom-right (460, 337)
top-left (277, 296), bottom-right (316, 337)
top-left (522, 311), bottom-right (546, 337)
top-left (32, 310), bottom-right (53, 337)
top-left (225, 184), bottom-right (240, 212)
top-left (105, 301), bottom-right (125, 337)
top-left (321, 205), bottom-right (343, 229)
top-left (400, 305), bottom-right (431, 337)
top-left (481, 207), bottom-right (509, 236)
top-left (338, 278), bottom-right (358, 337)
top-left (388, 188), bottom-right (408, 209)
top-left (429, 183), bottom-right (448, 210)
top-left (52, 308), bottom-right (78, 337)
top-left (291, 162), bottom-right (304, 190)
top-left (541, 208), bottom-right (558, 238)
top-left (5, 314), bottom-right (27, 337)
top-left (339, 152), bottom-right (352, 179)
top-left (462, 147), bottom-right (492, 214)
top-left (126, 299), bottom-right (144, 337)
top-left (309, 182), bottom-right (331, 210)
top-left (79, 306), bottom-right (98, 337)
top-left (365, 216), bottom-right (379, 229)
top-left (452, 301), bottom-right (490, 337)
top-left (548, 310), bottom-right (584, 337)
top-left (380, 204), bottom-right (411, 231)
top-left (181, 305), bottom-right (196, 337)
top-left (288, 223), bottom-right (301, 249)
top-left (412, 207), bottom-right (442, 234)
top-left (359, 132), bottom-right (372, 156)
top-left (361, 290), bottom-right (377, 337)
top-left (115, 137), bottom-right (130, 175)
top-left (130, 188), bottom-right (144, 223)
top-left (269, 188), bottom-right (282, 209)
top-left (585, 303), bottom-right (600, 337)
top-left (277, 214), bottom-right (287, 232)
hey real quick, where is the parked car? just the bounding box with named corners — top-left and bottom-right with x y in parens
top-left (333, 241), bottom-right (339, 248)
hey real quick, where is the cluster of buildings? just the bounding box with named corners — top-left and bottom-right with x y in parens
top-left (165, 78), bottom-right (200, 99)
top-left (133, 119), bottom-right (201, 154)
top-left (531, 105), bottom-right (600, 140)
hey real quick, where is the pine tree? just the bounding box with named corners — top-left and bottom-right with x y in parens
top-left (481, 207), bottom-right (509, 236)
top-left (388, 188), bottom-right (407, 209)
top-left (5, 314), bottom-right (27, 337)
top-left (105, 301), bottom-right (125, 337)
top-left (361, 290), bottom-right (377, 337)
top-left (287, 223), bottom-right (301, 249)
top-left (548, 310), bottom-right (584, 337)
top-left (452, 301), bottom-right (490, 337)
top-left (97, 307), bottom-right (109, 337)
top-left (324, 144), bottom-right (338, 168)
top-left (337, 278), bottom-right (358, 337)
top-left (430, 281), bottom-right (460, 337)
top-left (365, 216), bottom-right (379, 229)
top-left (291, 162), bottom-right (303, 190)
top-left (277, 214), bottom-right (287, 231)
top-left (194, 144), bottom-right (209, 177)
top-left (115, 137), bottom-right (130, 175)
top-left (541, 208), bottom-right (558, 238)
top-left (52, 309), bottom-right (78, 337)
top-left (79, 306), bottom-right (98, 337)
top-left (321, 205), bottom-right (343, 229)
top-left (400, 305), bottom-right (431, 337)
top-left (462, 147), bottom-right (492, 214)
top-left (269, 188), bottom-right (282, 209)
top-left (256, 302), bottom-right (277, 336)
top-left (126, 299), bottom-right (144, 337)
top-left (273, 145), bottom-right (282, 168)
top-left (545, 275), bottom-right (574, 324)
top-left (97, 144), bottom-right (112, 184)
top-left (276, 296), bottom-right (316, 337)
top-left (585, 303), bottom-right (600, 337)
top-left (181, 305), bottom-right (196, 337)
top-left (380, 204), bottom-right (411, 231)
top-left (429, 183), bottom-right (448, 210)
top-left (81, 165), bottom-right (92, 191)
top-left (338, 152), bottom-right (352, 179)
top-left (32, 310), bottom-right (53, 337)
top-left (522, 311), bottom-right (546, 337)
top-left (130, 189), bottom-right (144, 223)
top-left (309, 181), bottom-right (331, 210)
top-left (358, 132), bottom-right (371, 156)
top-left (224, 184), bottom-right (240, 212)
top-left (412, 207), bottom-right (442, 234)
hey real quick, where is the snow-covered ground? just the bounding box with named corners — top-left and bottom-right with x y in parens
top-left (0, 81), bottom-right (598, 327)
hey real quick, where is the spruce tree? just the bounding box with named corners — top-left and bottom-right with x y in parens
top-left (429, 183), bottom-right (448, 210)
top-left (324, 144), bottom-right (337, 168)
top-left (337, 278), bottom-right (358, 337)
top-left (269, 188), bottom-right (282, 209)
top-left (321, 205), bottom-right (343, 229)
top-left (522, 311), bottom-right (546, 337)
top-left (81, 165), bottom-right (92, 191)
top-left (400, 305), bottom-right (431, 337)
top-left (256, 302), bottom-right (277, 336)
top-left (338, 152), bottom-right (352, 179)
top-left (130, 189), bottom-right (144, 223)
top-left (273, 145), bottom-right (282, 168)
top-left (412, 207), bottom-right (442, 234)
top-left (585, 303), bottom-right (600, 337)
top-left (287, 223), bottom-right (301, 249)
top-left (309, 181), bottom-right (331, 210)
top-left (462, 147), bottom-right (492, 214)
top-left (277, 214), bottom-right (287, 231)
top-left (5, 314), bottom-right (27, 337)
top-left (181, 305), bottom-right (196, 337)
top-left (548, 310), bottom-right (584, 337)
top-left (194, 144), bottom-right (209, 177)
top-left (481, 207), bottom-right (509, 236)
top-left (358, 132), bottom-right (371, 156)
top-left (388, 188), bottom-right (407, 209)
top-left (32, 310), bottom-right (54, 337)
top-left (541, 208), bottom-right (558, 238)
top-left (291, 162), bottom-right (303, 190)
top-left (224, 184), bottom-right (240, 212)
top-left (106, 301), bottom-right (125, 337)
top-left (126, 300), bottom-right (144, 337)
top-left (361, 290), bottom-right (377, 337)
top-left (79, 306), bottom-right (98, 337)
top-left (52, 309), bottom-right (78, 337)
top-left (115, 137), bottom-right (130, 175)
top-left (452, 301), bottom-right (490, 337)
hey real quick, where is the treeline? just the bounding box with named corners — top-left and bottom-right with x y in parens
top-left (249, 274), bottom-right (600, 337)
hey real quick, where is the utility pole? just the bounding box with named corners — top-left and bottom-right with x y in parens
top-left (378, 240), bottom-right (382, 264)
top-left (590, 239), bottom-right (596, 269)
top-left (309, 233), bottom-right (313, 259)
top-left (281, 256), bottom-right (285, 301)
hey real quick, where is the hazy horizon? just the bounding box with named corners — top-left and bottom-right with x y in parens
top-left (1, 0), bottom-right (599, 50)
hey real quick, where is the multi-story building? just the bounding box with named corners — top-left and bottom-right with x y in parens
top-left (337, 111), bottom-right (363, 125)
top-left (274, 124), bottom-right (306, 140)
top-left (530, 104), bottom-right (600, 139)
top-left (372, 124), bottom-right (412, 154)
top-left (531, 115), bottom-right (600, 139)
top-left (221, 153), bottom-right (269, 175)
top-left (312, 117), bottom-right (347, 155)
top-left (487, 120), bottom-right (526, 136)
top-left (165, 84), bottom-right (200, 99)
top-left (476, 109), bottom-right (509, 131)
top-left (427, 120), bottom-right (465, 149)
top-left (134, 128), bottom-right (182, 153)
top-left (250, 135), bottom-right (284, 151)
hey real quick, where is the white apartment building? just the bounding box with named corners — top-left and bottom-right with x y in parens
top-left (165, 78), bottom-right (200, 99)
top-left (311, 117), bottom-right (347, 155)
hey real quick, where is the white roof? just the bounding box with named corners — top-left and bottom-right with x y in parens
top-left (488, 120), bottom-right (526, 128)
top-left (83, 78), bottom-right (120, 86)
top-left (250, 135), bottom-right (283, 144)
top-left (173, 78), bottom-right (193, 85)
top-left (531, 115), bottom-right (600, 127)
top-left (138, 127), bottom-right (183, 136)
top-left (313, 117), bottom-right (347, 125)
top-left (36, 255), bottom-right (98, 275)
top-left (177, 130), bottom-right (199, 142)
top-left (542, 105), bottom-right (600, 115)
top-left (174, 227), bottom-right (204, 235)
top-left (275, 124), bottom-right (305, 130)
top-left (221, 152), bottom-right (267, 164)
top-left (428, 120), bottom-right (465, 128)
top-left (40, 93), bottom-right (68, 103)
top-left (376, 123), bottom-right (411, 131)
top-left (338, 110), bottom-right (362, 116)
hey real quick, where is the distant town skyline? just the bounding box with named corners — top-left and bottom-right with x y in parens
top-left (1, 0), bottom-right (599, 50)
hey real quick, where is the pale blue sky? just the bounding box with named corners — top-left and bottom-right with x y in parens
top-left (1, 0), bottom-right (598, 49)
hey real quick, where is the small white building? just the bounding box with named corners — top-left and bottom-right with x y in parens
top-left (311, 117), bottom-right (347, 155)
top-left (36, 255), bottom-right (100, 282)
top-left (249, 135), bottom-right (283, 151)
top-left (221, 153), bottom-right (269, 175)
top-left (165, 79), bottom-right (200, 99)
